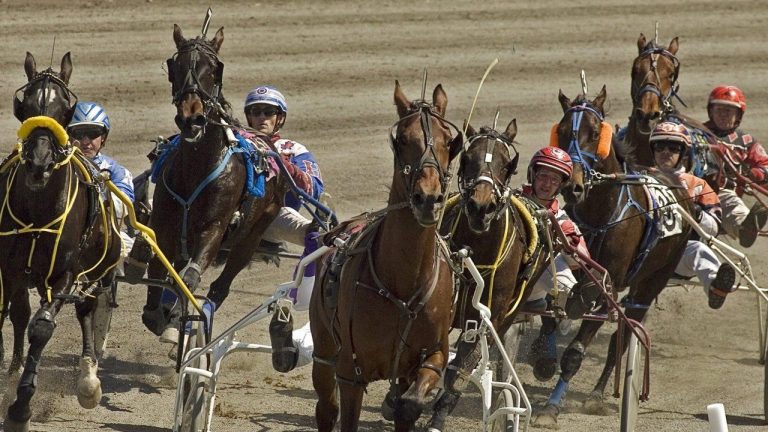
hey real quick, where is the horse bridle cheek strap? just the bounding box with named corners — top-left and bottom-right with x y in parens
top-left (550, 105), bottom-right (613, 183)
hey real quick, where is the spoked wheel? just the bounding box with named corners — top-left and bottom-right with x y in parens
top-left (489, 389), bottom-right (515, 432)
top-left (179, 320), bottom-right (209, 432)
top-left (92, 284), bottom-right (115, 361)
top-left (492, 321), bottom-right (527, 382)
top-left (620, 332), bottom-right (643, 432)
top-left (764, 341), bottom-right (768, 424)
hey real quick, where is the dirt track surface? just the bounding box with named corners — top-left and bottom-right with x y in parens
top-left (1, 0), bottom-right (768, 431)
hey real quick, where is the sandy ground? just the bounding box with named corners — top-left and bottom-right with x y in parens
top-left (1, 0), bottom-right (768, 431)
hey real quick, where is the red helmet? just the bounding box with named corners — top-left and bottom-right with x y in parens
top-left (708, 85), bottom-right (746, 114)
top-left (528, 147), bottom-right (573, 183)
top-left (649, 121), bottom-right (691, 148)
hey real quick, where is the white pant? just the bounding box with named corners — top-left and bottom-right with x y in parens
top-left (262, 207), bottom-right (312, 246)
top-left (292, 322), bottom-right (314, 368)
top-left (528, 254), bottom-right (578, 303)
top-left (719, 189), bottom-right (749, 239)
top-left (675, 240), bottom-right (721, 292)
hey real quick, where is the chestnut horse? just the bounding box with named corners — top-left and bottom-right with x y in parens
top-left (139, 23), bottom-right (287, 337)
top-left (533, 87), bottom-right (693, 426)
top-left (309, 82), bottom-right (462, 431)
top-left (427, 119), bottom-right (545, 431)
top-left (1, 53), bottom-right (122, 432)
top-left (622, 33), bottom-right (681, 166)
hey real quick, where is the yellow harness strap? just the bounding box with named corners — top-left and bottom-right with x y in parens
top-left (502, 195), bottom-right (540, 318)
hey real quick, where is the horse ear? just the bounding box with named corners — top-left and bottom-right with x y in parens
top-left (503, 118), bottom-right (518, 141)
top-left (667, 36), bottom-right (679, 55)
top-left (637, 33), bottom-right (647, 53)
top-left (394, 80), bottom-right (410, 118)
top-left (592, 85), bottom-right (607, 113)
top-left (173, 24), bottom-right (185, 48)
top-left (432, 84), bottom-right (447, 117)
top-left (211, 27), bottom-right (224, 52)
top-left (464, 120), bottom-right (476, 137)
top-left (59, 52), bottom-right (72, 85)
top-left (448, 133), bottom-right (463, 162)
top-left (558, 89), bottom-right (571, 113)
top-left (24, 51), bottom-right (37, 81)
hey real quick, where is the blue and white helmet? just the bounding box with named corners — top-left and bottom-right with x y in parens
top-left (244, 86), bottom-right (288, 113)
top-left (69, 102), bottom-right (111, 135)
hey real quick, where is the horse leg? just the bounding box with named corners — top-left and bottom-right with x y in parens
top-left (427, 340), bottom-right (480, 431)
top-left (533, 317), bottom-right (605, 427)
top-left (396, 349), bottom-right (446, 431)
top-left (142, 255), bottom-right (173, 336)
top-left (312, 362), bottom-right (339, 431)
top-left (8, 288), bottom-right (30, 374)
top-left (337, 380), bottom-right (365, 432)
top-left (208, 209), bottom-right (275, 308)
top-left (6, 286), bottom-right (69, 432)
top-left (75, 296), bottom-right (102, 409)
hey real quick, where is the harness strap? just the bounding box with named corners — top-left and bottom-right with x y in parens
top-left (162, 145), bottom-right (245, 260)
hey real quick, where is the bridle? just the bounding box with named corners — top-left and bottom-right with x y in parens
top-left (166, 38), bottom-right (226, 134)
top-left (630, 44), bottom-right (682, 132)
top-left (561, 102), bottom-right (605, 186)
top-left (458, 128), bottom-right (519, 221)
top-left (387, 100), bottom-right (462, 199)
top-left (13, 69), bottom-right (77, 123)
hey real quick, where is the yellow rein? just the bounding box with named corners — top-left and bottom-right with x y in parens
top-left (0, 146), bottom-right (119, 303)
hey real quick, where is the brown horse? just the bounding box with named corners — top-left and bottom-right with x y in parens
top-left (622, 33), bottom-right (681, 166)
top-left (138, 23), bottom-right (287, 337)
top-left (1, 53), bottom-right (122, 432)
top-left (309, 82), bottom-right (462, 431)
top-left (532, 87), bottom-right (694, 426)
top-left (427, 119), bottom-right (544, 431)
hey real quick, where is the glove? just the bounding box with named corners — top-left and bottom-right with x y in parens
top-left (692, 203), bottom-right (703, 222)
top-left (281, 154), bottom-right (298, 176)
top-left (750, 166), bottom-right (766, 183)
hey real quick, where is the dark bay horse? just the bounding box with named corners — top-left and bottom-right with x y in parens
top-left (140, 23), bottom-right (287, 336)
top-left (533, 87), bottom-right (694, 426)
top-left (622, 33), bottom-right (681, 166)
top-left (427, 119), bottom-right (545, 431)
top-left (1, 53), bottom-right (122, 432)
top-left (309, 82), bottom-right (462, 431)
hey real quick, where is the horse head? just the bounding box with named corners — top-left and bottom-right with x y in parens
top-left (167, 23), bottom-right (225, 141)
top-left (391, 81), bottom-right (463, 226)
top-left (630, 33), bottom-right (680, 134)
top-left (14, 52), bottom-right (76, 125)
top-left (459, 119), bottom-right (519, 233)
top-left (554, 85), bottom-right (619, 205)
top-left (17, 117), bottom-right (70, 191)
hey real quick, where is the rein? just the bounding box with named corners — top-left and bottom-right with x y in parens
top-left (630, 45), bottom-right (684, 134)
top-left (0, 145), bottom-right (118, 303)
top-left (388, 101), bottom-right (462, 197)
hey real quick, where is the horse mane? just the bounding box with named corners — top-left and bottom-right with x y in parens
top-left (613, 136), bottom-right (639, 169)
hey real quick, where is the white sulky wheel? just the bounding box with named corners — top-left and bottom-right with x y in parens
top-left (489, 388), bottom-right (515, 432)
top-left (764, 341), bottom-right (768, 423)
top-left (620, 332), bottom-right (643, 432)
top-left (179, 320), bottom-right (209, 432)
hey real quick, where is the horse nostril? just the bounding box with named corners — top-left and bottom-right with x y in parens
top-left (435, 193), bottom-right (445, 204)
top-left (412, 192), bottom-right (425, 207)
top-left (191, 113), bottom-right (207, 127)
top-left (572, 183), bottom-right (584, 197)
top-left (486, 201), bottom-right (497, 214)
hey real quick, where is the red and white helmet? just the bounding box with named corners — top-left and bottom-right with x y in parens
top-left (528, 146), bottom-right (573, 183)
top-left (708, 85), bottom-right (747, 114)
top-left (649, 121), bottom-right (691, 148)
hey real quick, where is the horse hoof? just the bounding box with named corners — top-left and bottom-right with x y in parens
top-left (533, 357), bottom-right (557, 381)
top-left (77, 357), bottom-right (102, 409)
top-left (3, 417), bottom-right (30, 432)
top-left (532, 404), bottom-right (560, 429)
